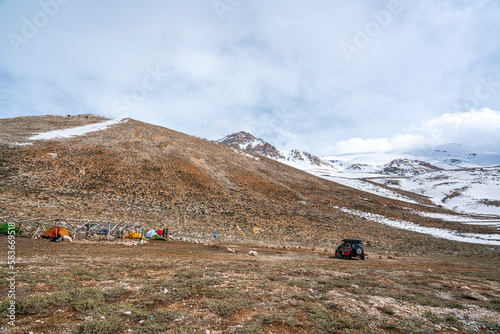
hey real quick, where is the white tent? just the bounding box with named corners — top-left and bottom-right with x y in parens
top-left (145, 229), bottom-right (158, 238)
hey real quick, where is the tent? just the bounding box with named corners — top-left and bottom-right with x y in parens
top-left (97, 228), bottom-right (109, 235)
top-left (145, 229), bottom-right (158, 238)
top-left (124, 231), bottom-right (143, 239)
top-left (41, 227), bottom-right (72, 239)
top-left (150, 234), bottom-right (167, 241)
top-left (0, 223), bottom-right (22, 235)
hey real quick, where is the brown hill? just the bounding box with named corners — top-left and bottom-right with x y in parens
top-left (0, 114), bottom-right (492, 249)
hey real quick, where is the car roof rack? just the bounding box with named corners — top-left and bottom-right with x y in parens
top-left (342, 238), bottom-right (362, 243)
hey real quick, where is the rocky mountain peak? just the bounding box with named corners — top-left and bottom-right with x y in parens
top-left (219, 132), bottom-right (336, 169)
top-left (382, 158), bottom-right (443, 176)
top-left (218, 132), bottom-right (285, 159)
top-left (220, 131), bottom-right (258, 143)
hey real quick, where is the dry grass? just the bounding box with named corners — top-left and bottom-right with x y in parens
top-left (0, 238), bottom-right (499, 333)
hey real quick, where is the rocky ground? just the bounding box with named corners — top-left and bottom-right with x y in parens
top-left (0, 237), bottom-right (499, 333)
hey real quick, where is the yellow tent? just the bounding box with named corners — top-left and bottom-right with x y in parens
top-left (124, 231), bottom-right (143, 239)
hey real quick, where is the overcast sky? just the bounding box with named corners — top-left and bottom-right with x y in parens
top-left (1, 0), bottom-right (499, 155)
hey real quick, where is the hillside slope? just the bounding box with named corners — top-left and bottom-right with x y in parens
top-left (1, 115), bottom-right (498, 248)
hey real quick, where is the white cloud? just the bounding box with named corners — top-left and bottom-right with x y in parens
top-left (333, 109), bottom-right (500, 154)
top-left (0, 1), bottom-right (499, 155)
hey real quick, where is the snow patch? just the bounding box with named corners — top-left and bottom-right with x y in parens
top-left (408, 210), bottom-right (500, 230)
top-left (334, 206), bottom-right (500, 245)
top-left (29, 119), bottom-right (123, 140)
top-left (318, 175), bottom-right (418, 204)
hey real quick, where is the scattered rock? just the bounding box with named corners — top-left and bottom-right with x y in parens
top-left (461, 288), bottom-right (488, 301)
top-left (123, 311), bottom-right (132, 316)
top-left (248, 250), bottom-right (258, 256)
top-left (227, 247), bottom-right (235, 253)
top-left (387, 255), bottom-right (394, 259)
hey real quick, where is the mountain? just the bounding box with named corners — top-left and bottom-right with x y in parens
top-left (324, 144), bottom-right (500, 175)
top-left (3, 114), bottom-right (497, 248)
top-left (219, 131), bottom-right (500, 216)
top-left (373, 166), bottom-right (500, 215)
top-left (321, 148), bottom-right (500, 215)
top-left (218, 131), bottom-right (337, 170)
top-left (381, 158), bottom-right (443, 176)
top-left (218, 131), bottom-right (285, 159)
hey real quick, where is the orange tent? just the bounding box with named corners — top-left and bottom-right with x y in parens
top-left (41, 227), bottom-right (72, 239)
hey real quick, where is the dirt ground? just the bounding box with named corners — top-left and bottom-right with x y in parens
top-left (1, 237), bottom-right (500, 333)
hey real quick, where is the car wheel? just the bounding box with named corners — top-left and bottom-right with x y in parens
top-left (360, 255), bottom-right (365, 260)
top-left (335, 250), bottom-right (341, 258)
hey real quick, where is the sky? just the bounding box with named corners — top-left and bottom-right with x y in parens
top-left (0, 0), bottom-right (499, 156)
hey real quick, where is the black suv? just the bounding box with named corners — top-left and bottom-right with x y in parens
top-left (335, 239), bottom-right (365, 260)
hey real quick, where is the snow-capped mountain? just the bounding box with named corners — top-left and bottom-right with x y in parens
top-left (219, 131), bottom-right (500, 216)
top-left (372, 166), bottom-right (500, 215)
top-left (218, 132), bottom-right (337, 170)
top-left (381, 158), bottom-right (443, 176)
top-left (325, 143), bottom-right (500, 175)
top-left (218, 131), bottom-right (285, 159)
top-left (321, 146), bottom-right (500, 215)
